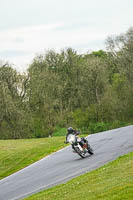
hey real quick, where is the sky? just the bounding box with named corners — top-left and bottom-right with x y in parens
top-left (0, 0), bottom-right (133, 72)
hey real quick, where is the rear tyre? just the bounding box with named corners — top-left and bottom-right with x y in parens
top-left (88, 145), bottom-right (94, 155)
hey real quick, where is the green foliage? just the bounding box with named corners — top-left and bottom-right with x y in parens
top-left (109, 120), bottom-right (129, 130)
top-left (73, 109), bottom-right (89, 129)
top-left (90, 50), bottom-right (107, 58)
top-left (32, 118), bottom-right (46, 138)
top-left (1, 27), bottom-right (133, 139)
top-left (52, 127), bottom-right (66, 137)
top-left (88, 122), bottom-right (109, 134)
top-left (112, 73), bottom-right (126, 90)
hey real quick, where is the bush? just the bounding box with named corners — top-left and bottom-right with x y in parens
top-left (88, 122), bottom-right (109, 134)
top-left (73, 109), bottom-right (89, 129)
top-left (109, 120), bottom-right (128, 130)
top-left (52, 127), bottom-right (66, 137)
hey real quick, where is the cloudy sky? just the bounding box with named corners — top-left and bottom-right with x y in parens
top-left (0, 0), bottom-right (133, 72)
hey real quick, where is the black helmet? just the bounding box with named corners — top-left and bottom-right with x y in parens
top-left (67, 127), bottom-right (73, 133)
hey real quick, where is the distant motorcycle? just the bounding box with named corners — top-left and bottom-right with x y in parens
top-left (66, 134), bottom-right (94, 158)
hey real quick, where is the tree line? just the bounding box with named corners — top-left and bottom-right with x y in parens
top-left (0, 27), bottom-right (133, 139)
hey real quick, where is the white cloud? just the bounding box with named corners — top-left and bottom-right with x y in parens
top-left (0, 23), bottom-right (106, 70)
top-left (0, 0), bottom-right (133, 71)
top-left (0, 21), bottom-right (132, 72)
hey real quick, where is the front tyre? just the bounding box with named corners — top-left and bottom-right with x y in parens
top-left (74, 147), bottom-right (86, 158)
top-left (78, 151), bottom-right (86, 158)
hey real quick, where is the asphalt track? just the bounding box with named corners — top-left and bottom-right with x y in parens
top-left (0, 125), bottom-right (133, 200)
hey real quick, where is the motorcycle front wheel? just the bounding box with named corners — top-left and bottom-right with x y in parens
top-left (74, 146), bottom-right (86, 158)
top-left (79, 151), bottom-right (86, 158)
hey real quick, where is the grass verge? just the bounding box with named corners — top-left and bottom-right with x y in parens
top-left (25, 151), bottom-right (133, 200)
top-left (0, 137), bottom-right (66, 180)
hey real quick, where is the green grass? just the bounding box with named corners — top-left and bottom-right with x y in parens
top-left (25, 151), bottom-right (133, 200)
top-left (0, 137), bottom-right (67, 180)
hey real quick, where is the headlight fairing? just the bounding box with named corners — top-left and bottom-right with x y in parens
top-left (67, 134), bottom-right (76, 144)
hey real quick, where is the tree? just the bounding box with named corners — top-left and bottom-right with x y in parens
top-left (0, 62), bottom-right (33, 139)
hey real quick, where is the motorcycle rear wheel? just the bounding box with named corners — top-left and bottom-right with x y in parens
top-left (88, 147), bottom-right (94, 155)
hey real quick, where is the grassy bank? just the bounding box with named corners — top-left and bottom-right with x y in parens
top-left (25, 151), bottom-right (133, 200)
top-left (0, 137), bottom-right (66, 180)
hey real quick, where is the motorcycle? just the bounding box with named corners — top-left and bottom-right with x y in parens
top-left (66, 134), bottom-right (94, 158)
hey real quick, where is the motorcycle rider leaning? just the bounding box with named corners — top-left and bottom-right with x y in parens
top-left (65, 127), bottom-right (89, 150)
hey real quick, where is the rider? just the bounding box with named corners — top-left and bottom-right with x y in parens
top-left (65, 127), bottom-right (89, 149)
